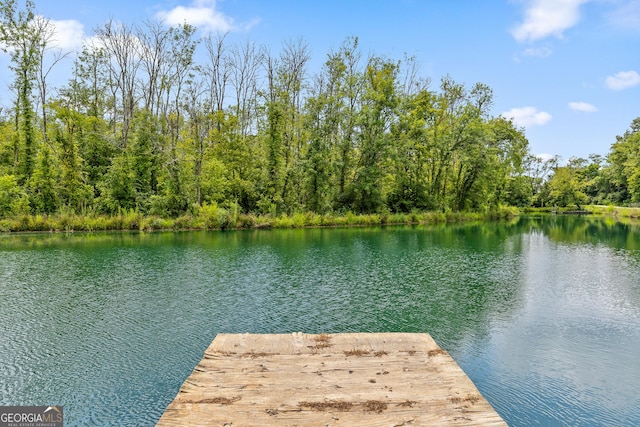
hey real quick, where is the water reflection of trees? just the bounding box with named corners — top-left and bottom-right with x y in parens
top-left (518, 215), bottom-right (640, 251)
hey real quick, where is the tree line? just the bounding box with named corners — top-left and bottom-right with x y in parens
top-left (535, 117), bottom-right (640, 209)
top-left (0, 0), bottom-right (636, 223)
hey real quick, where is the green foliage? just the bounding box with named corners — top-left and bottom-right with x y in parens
top-left (210, 115), bottom-right (258, 212)
top-left (546, 165), bottom-right (588, 209)
top-left (0, 174), bottom-right (29, 216)
top-left (196, 202), bottom-right (237, 230)
top-left (97, 154), bottom-right (136, 214)
top-left (29, 144), bottom-right (59, 214)
top-left (348, 56), bottom-right (399, 213)
top-left (527, 119), bottom-right (640, 209)
top-left (0, 0), bottom-right (39, 184)
top-left (15, 5), bottom-right (640, 230)
top-left (200, 157), bottom-right (229, 205)
top-left (130, 112), bottom-right (155, 199)
top-left (606, 122), bottom-right (640, 203)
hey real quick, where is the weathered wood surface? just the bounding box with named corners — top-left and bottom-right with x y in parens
top-left (157, 332), bottom-right (507, 426)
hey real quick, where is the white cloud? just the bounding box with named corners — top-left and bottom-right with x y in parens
top-left (156, 0), bottom-right (257, 33)
top-left (1, 17), bottom-right (85, 54)
top-left (502, 106), bottom-right (552, 127)
top-left (605, 70), bottom-right (640, 90)
top-left (50, 19), bottom-right (85, 51)
top-left (89, 27), bottom-right (147, 61)
top-left (512, 0), bottom-right (590, 43)
top-left (514, 44), bottom-right (552, 62)
top-left (522, 45), bottom-right (553, 58)
top-left (568, 101), bottom-right (597, 112)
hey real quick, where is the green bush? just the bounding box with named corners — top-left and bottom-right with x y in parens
top-left (236, 213), bottom-right (257, 228)
top-left (174, 214), bottom-right (195, 229)
top-left (197, 203), bottom-right (220, 229)
top-left (273, 214), bottom-right (294, 228)
top-left (292, 212), bottom-right (306, 227)
top-left (0, 175), bottom-right (30, 217)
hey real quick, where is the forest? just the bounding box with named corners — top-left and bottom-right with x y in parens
top-left (0, 0), bottom-right (638, 230)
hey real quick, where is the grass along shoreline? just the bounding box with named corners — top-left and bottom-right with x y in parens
top-left (3, 205), bottom-right (640, 234)
top-left (522, 205), bottom-right (640, 219)
top-left (0, 205), bottom-right (520, 233)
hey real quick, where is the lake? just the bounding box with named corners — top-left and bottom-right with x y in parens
top-left (1, 215), bottom-right (639, 426)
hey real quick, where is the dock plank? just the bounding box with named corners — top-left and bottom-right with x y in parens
top-left (157, 333), bottom-right (507, 426)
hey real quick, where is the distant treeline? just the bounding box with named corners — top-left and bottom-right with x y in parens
top-left (0, 1), bottom-right (637, 225)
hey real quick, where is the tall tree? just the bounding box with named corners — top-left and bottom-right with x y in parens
top-left (95, 20), bottom-right (141, 148)
top-left (449, 83), bottom-right (493, 211)
top-left (183, 75), bottom-right (209, 207)
top-left (606, 117), bottom-right (640, 203)
top-left (163, 23), bottom-right (198, 150)
top-left (349, 55), bottom-right (398, 213)
top-left (229, 39), bottom-right (263, 137)
top-left (260, 39), bottom-right (310, 213)
top-left (31, 15), bottom-right (70, 146)
top-left (525, 153), bottom-right (559, 207)
top-left (487, 116), bottom-right (530, 208)
top-left (261, 51), bottom-right (285, 213)
top-left (333, 37), bottom-right (362, 205)
top-left (546, 159), bottom-right (589, 209)
top-left (388, 88), bottom-right (436, 211)
top-left (278, 38), bottom-right (310, 211)
top-left (303, 72), bottom-right (332, 212)
top-left (203, 32), bottom-right (230, 113)
top-left (0, 0), bottom-right (39, 182)
top-left (58, 46), bottom-right (113, 198)
top-left (137, 19), bottom-right (171, 116)
top-left (50, 104), bottom-right (92, 212)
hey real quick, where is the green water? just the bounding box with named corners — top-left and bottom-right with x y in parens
top-left (1, 216), bottom-right (639, 426)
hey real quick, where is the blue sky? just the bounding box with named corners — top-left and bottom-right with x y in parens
top-left (2, 0), bottom-right (639, 162)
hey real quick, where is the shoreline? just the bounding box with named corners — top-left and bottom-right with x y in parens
top-left (0, 207), bottom-right (518, 234)
top-left (2, 205), bottom-right (639, 234)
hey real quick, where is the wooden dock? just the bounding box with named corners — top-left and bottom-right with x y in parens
top-left (157, 332), bottom-right (507, 426)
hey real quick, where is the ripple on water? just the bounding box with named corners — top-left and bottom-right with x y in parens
top-left (1, 225), bottom-right (640, 426)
